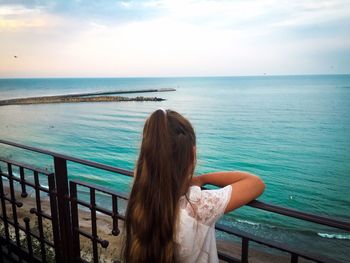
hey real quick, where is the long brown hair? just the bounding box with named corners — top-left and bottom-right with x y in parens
top-left (123, 109), bottom-right (196, 263)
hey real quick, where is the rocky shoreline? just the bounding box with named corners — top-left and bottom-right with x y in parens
top-left (0, 88), bottom-right (175, 106)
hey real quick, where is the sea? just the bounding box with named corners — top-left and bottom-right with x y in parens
top-left (0, 75), bottom-right (349, 261)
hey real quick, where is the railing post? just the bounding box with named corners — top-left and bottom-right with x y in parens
top-left (69, 181), bottom-right (81, 262)
top-left (241, 238), bottom-right (249, 263)
top-left (54, 156), bottom-right (73, 263)
top-left (49, 174), bottom-right (63, 263)
top-left (291, 253), bottom-right (298, 263)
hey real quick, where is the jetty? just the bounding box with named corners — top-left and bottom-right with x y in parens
top-left (0, 88), bottom-right (175, 106)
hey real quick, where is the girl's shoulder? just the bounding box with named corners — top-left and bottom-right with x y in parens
top-left (180, 185), bottom-right (232, 226)
top-left (187, 185), bottom-right (202, 202)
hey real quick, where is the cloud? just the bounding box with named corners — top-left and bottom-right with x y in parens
top-left (0, 3), bottom-right (53, 31)
top-left (1, 1), bottom-right (161, 32)
top-left (1, 0), bottom-right (350, 32)
top-left (0, 0), bottom-right (349, 77)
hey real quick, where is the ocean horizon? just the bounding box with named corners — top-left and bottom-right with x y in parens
top-left (1, 74), bottom-right (349, 261)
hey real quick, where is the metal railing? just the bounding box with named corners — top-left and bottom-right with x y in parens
top-left (0, 139), bottom-right (349, 263)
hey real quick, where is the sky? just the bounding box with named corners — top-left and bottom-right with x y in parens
top-left (0, 0), bottom-right (349, 78)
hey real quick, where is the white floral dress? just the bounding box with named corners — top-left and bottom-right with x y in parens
top-left (175, 185), bottom-right (232, 263)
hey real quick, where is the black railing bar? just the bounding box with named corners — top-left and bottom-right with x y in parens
top-left (291, 253), bottom-right (298, 263)
top-left (74, 198), bottom-right (126, 220)
top-left (248, 200), bottom-right (350, 231)
top-left (0, 140), bottom-right (133, 176)
top-left (241, 237), bottom-right (249, 263)
top-left (70, 181), bottom-right (82, 261)
top-left (0, 215), bottom-right (55, 247)
top-left (215, 223), bottom-right (342, 263)
top-left (19, 166), bottom-right (28, 197)
top-left (0, 194), bottom-right (22, 207)
top-left (76, 227), bottom-right (110, 249)
top-left (2, 140), bottom-right (350, 230)
top-left (89, 188), bottom-right (99, 263)
top-left (1, 172), bottom-right (51, 194)
top-left (112, 195), bottom-right (120, 236)
top-left (33, 171), bottom-right (47, 261)
top-left (0, 238), bottom-right (43, 263)
top-left (0, 172), bottom-right (11, 249)
top-left (217, 251), bottom-right (240, 263)
top-left (7, 163), bottom-right (21, 247)
top-left (53, 156), bottom-right (74, 263)
top-left (72, 179), bottom-right (128, 200)
top-left (48, 174), bottom-right (62, 263)
top-left (76, 227), bottom-right (92, 240)
top-left (30, 208), bottom-right (53, 220)
top-left (24, 217), bottom-right (34, 259)
top-left (0, 157), bottom-right (52, 176)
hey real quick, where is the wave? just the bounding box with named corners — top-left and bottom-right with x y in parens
top-left (317, 233), bottom-right (350, 240)
top-left (236, 219), bottom-right (261, 226)
top-left (234, 218), bottom-right (350, 241)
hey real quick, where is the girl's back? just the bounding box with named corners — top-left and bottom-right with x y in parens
top-left (123, 109), bottom-right (265, 263)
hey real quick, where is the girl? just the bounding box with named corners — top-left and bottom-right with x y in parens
top-left (124, 109), bottom-right (265, 263)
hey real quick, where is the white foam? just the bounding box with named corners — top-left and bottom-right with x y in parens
top-left (237, 219), bottom-right (260, 226)
top-left (317, 233), bottom-right (350, 240)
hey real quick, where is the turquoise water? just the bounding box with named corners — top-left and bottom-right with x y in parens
top-left (0, 75), bottom-right (350, 261)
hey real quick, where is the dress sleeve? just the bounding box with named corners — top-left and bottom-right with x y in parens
top-left (186, 185), bottom-right (232, 226)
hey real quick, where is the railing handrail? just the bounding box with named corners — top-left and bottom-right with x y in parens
top-left (1, 139), bottom-right (350, 232)
top-left (0, 139), bottom-right (133, 176)
top-left (248, 200), bottom-right (350, 231)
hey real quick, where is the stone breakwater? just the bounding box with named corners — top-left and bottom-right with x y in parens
top-left (0, 88), bottom-right (175, 106)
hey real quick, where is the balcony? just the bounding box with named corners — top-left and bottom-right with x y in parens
top-left (0, 139), bottom-right (349, 263)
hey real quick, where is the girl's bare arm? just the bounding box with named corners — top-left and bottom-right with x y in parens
top-left (191, 171), bottom-right (265, 213)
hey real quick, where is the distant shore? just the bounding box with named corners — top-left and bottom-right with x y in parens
top-left (0, 88), bottom-right (175, 106)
